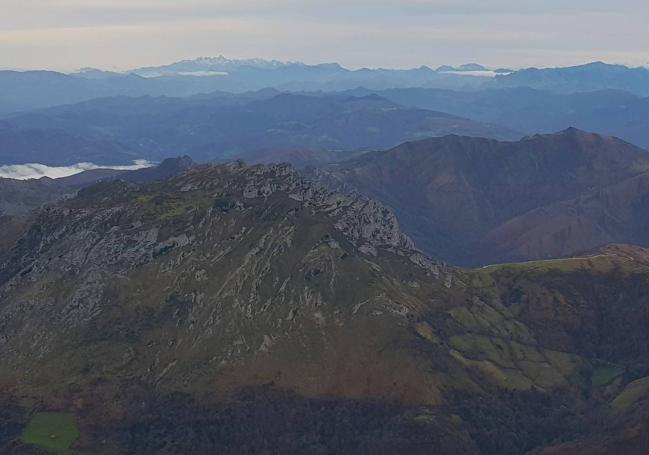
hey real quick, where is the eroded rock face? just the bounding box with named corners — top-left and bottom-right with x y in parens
top-left (0, 162), bottom-right (456, 405)
top-left (241, 163), bottom-right (414, 251)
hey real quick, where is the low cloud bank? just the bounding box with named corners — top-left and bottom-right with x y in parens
top-left (438, 70), bottom-right (508, 77)
top-left (0, 160), bottom-right (154, 180)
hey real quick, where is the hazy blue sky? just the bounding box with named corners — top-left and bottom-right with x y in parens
top-left (1, 0), bottom-right (647, 71)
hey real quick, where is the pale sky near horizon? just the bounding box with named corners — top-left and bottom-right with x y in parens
top-left (1, 0), bottom-right (647, 72)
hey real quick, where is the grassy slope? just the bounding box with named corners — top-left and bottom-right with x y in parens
top-left (21, 413), bottom-right (79, 455)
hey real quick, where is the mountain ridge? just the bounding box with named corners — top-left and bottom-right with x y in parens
top-left (3, 161), bottom-right (649, 453)
top-left (3, 92), bottom-right (518, 164)
top-left (313, 128), bottom-right (649, 266)
top-left (5, 60), bottom-right (649, 114)
top-left (346, 86), bottom-right (649, 149)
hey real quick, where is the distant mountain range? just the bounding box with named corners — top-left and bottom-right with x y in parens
top-left (3, 59), bottom-right (649, 114)
top-left (345, 86), bottom-right (649, 150)
top-left (8, 83), bottom-right (649, 168)
top-left (3, 92), bottom-right (517, 164)
top-left (126, 58), bottom-right (649, 95)
top-left (314, 128), bottom-right (649, 266)
top-left (0, 58), bottom-right (489, 114)
top-left (129, 55), bottom-right (344, 77)
top-left (496, 61), bottom-right (649, 94)
top-left (129, 57), bottom-right (505, 78)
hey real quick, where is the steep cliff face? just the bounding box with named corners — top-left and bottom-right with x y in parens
top-left (2, 163), bottom-right (649, 454)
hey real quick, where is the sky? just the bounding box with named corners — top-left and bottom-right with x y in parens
top-left (1, 0), bottom-right (647, 72)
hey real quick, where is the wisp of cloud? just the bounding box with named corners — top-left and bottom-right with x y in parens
top-left (0, 160), bottom-right (154, 180)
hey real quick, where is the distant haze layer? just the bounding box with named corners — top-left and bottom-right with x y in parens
top-left (2, 0), bottom-right (649, 71)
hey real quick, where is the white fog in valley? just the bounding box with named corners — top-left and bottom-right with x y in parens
top-left (0, 160), bottom-right (154, 180)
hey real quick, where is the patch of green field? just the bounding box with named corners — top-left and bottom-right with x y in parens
top-left (478, 251), bottom-right (649, 277)
top-left (469, 270), bottom-right (496, 288)
top-left (21, 412), bottom-right (79, 455)
top-left (449, 334), bottom-right (515, 368)
top-left (543, 350), bottom-right (578, 379)
top-left (414, 321), bottom-right (440, 344)
top-left (448, 300), bottom-right (531, 341)
top-left (450, 350), bottom-right (535, 390)
top-left (612, 376), bottom-right (649, 411)
top-left (591, 363), bottom-right (624, 387)
top-left (517, 360), bottom-right (566, 388)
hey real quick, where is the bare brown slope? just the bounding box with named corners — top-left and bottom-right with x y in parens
top-left (317, 128), bottom-right (649, 266)
top-left (479, 171), bottom-right (649, 263)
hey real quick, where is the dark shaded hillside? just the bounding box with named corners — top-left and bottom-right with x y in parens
top-left (115, 389), bottom-right (477, 455)
top-left (0, 62), bottom-right (492, 114)
top-left (4, 93), bottom-right (518, 164)
top-left (315, 128), bottom-right (649, 265)
top-left (4, 61), bottom-right (649, 115)
top-left (0, 122), bottom-right (139, 166)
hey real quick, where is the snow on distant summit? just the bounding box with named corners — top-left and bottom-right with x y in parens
top-left (106, 56), bottom-right (506, 81)
top-left (131, 55), bottom-right (304, 77)
top-left (192, 56), bottom-right (289, 69)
